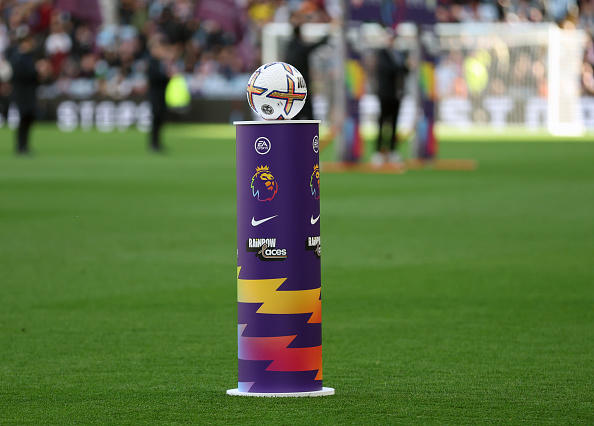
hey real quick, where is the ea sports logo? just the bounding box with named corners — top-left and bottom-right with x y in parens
top-left (312, 135), bottom-right (319, 153)
top-left (255, 137), bottom-right (271, 155)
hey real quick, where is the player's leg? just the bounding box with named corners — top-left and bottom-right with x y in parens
top-left (17, 111), bottom-right (34, 154)
top-left (150, 114), bottom-right (163, 151)
top-left (376, 98), bottom-right (388, 152)
top-left (372, 99), bottom-right (389, 166)
top-left (388, 98), bottom-right (402, 164)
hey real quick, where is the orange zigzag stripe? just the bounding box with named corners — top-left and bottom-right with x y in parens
top-left (238, 325), bottom-right (322, 380)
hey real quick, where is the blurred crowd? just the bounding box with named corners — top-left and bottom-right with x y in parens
top-left (435, 0), bottom-right (594, 98)
top-left (1, 0), bottom-right (594, 105)
top-left (436, 0), bottom-right (590, 27)
top-left (0, 0), bottom-right (332, 102)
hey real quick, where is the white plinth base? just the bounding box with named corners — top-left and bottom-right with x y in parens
top-left (226, 387), bottom-right (334, 397)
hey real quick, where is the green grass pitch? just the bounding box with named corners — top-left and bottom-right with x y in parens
top-left (1, 124), bottom-right (593, 424)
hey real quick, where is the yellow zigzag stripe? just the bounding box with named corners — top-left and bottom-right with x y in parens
top-left (237, 267), bottom-right (321, 323)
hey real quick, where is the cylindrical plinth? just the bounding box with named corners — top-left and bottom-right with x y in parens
top-left (229, 120), bottom-right (332, 397)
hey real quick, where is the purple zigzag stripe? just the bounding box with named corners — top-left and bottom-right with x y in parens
top-left (238, 302), bottom-right (322, 348)
top-left (276, 278), bottom-right (321, 292)
top-left (238, 359), bottom-right (322, 393)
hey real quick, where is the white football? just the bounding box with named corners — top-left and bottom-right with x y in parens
top-left (246, 62), bottom-right (307, 120)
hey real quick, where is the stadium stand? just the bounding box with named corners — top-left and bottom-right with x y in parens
top-left (0, 0), bottom-right (593, 126)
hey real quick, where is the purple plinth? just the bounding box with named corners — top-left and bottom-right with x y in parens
top-left (233, 120), bottom-right (324, 394)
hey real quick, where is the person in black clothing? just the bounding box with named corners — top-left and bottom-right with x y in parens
top-left (373, 30), bottom-right (409, 166)
top-left (285, 25), bottom-right (329, 120)
top-left (157, 6), bottom-right (187, 46)
top-left (147, 39), bottom-right (172, 152)
top-left (9, 33), bottom-right (40, 155)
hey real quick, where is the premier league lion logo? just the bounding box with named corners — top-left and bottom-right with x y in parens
top-left (251, 165), bottom-right (278, 201)
top-left (310, 164), bottom-right (320, 200)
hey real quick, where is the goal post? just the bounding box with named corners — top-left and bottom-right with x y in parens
top-left (547, 25), bottom-right (587, 136)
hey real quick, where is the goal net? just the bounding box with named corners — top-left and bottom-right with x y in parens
top-left (436, 23), bottom-right (586, 136)
top-left (262, 22), bottom-right (587, 144)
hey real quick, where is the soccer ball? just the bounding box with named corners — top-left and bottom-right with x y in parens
top-left (246, 62), bottom-right (307, 120)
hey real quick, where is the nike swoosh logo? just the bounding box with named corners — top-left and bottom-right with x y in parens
top-left (251, 215), bottom-right (278, 226)
top-left (311, 215), bottom-right (320, 225)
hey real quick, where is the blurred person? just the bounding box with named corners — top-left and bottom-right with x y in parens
top-left (511, 52), bottom-right (535, 91)
top-left (95, 25), bottom-right (118, 56)
top-left (273, 0), bottom-right (290, 22)
top-left (119, 0), bottom-right (138, 26)
top-left (511, 0), bottom-right (533, 21)
top-left (580, 0), bottom-right (594, 34)
top-left (29, 0), bottom-right (53, 35)
top-left (9, 30), bottom-right (49, 155)
top-left (117, 35), bottom-right (139, 77)
top-left (199, 20), bottom-right (232, 53)
top-left (464, 50), bottom-right (489, 96)
top-left (582, 62), bottom-right (594, 95)
top-left (129, 1), bottom-right (149, 33)
top-left (583, 34), bottom-right (594, 67)
top-left (193, 50), bottom-right (219, 80)
top-left (436, 4), bottom-right (453, 22)
top-left (489, 77), bottom-right (507, 96)
top-left (562, 2), bottom-right (581, 28)
top-left (495, 0), bottom-right (508, 21)
top-left (173, 0), bottom-right (194, 23)
top-left (45, 14), bottom-right (72, 75)
top-left (436, 51), bottom-right (463, 97)
top-left (72, 24), bottom-right (94, 58)
top-left (459, 0), bottom-right (498, 22)
top-left (371, 29), bottom-right (409, 166)
top-left (157, 5), bottom-right (186, 45)
top-left (297, 0), bottom-right (331, 23)
top-left (78, 53), bottom-right (97, 78)
top-left (285, 23), bottom-right (329, 120)
top-left (217, 45), bottom-right (242, 80)
top-left (147, 38), bottom-right (173, 152)
top-left (248, 0), bottom-right (276, 25)
top-left (60, 56), bottom-right (80, 79)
